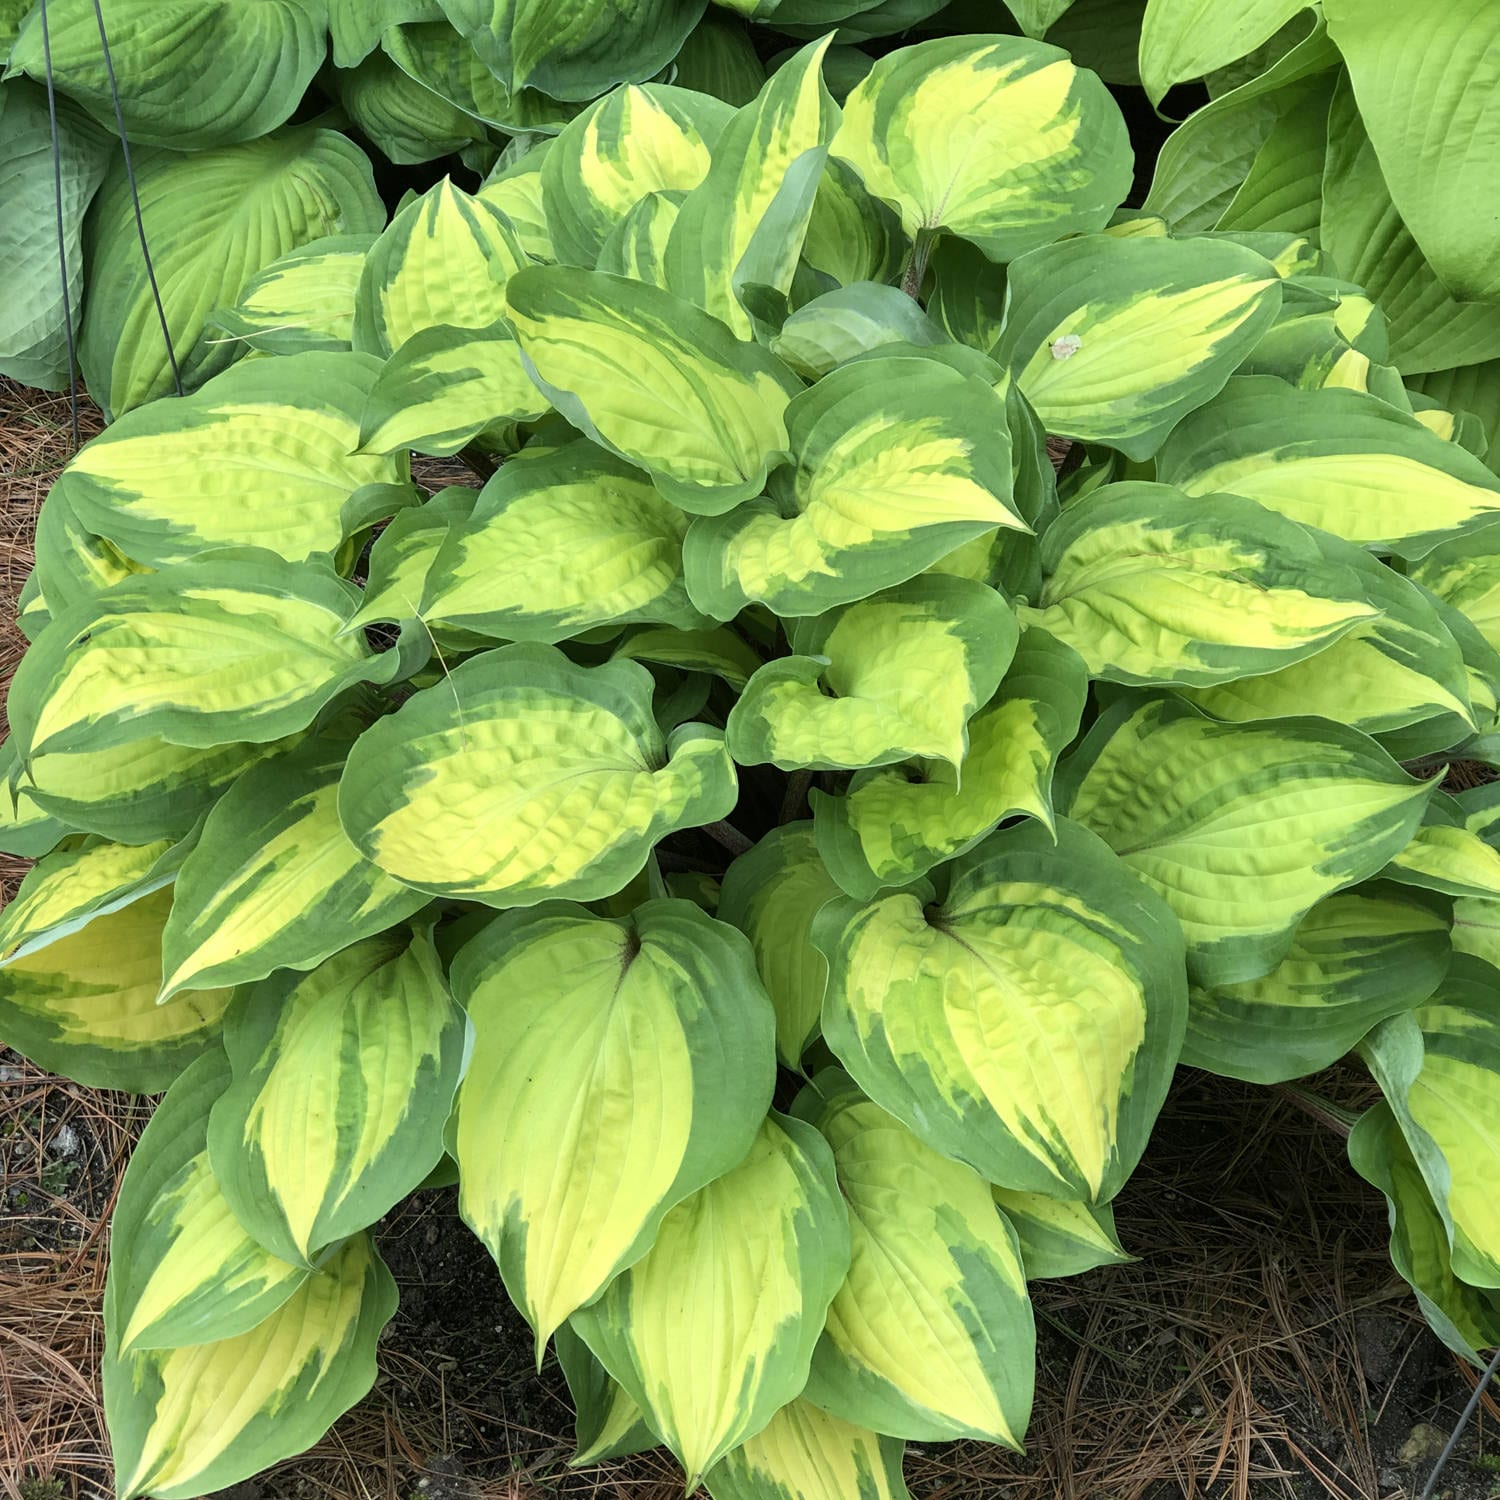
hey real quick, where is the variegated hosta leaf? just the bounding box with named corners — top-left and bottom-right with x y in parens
top-left (346, 486), bottom-right (477, 629)
top-left (1453, 899), bottom-right (1500, 971)
top-left (479, 140), bottom-right (555, 262)
top-left (996, 235), bottom-right (1281, 459)
top-left (704, 1399), bottom-right (911, 1500)
top-left (990, 1185), bottom-right (1132, 1280)
top-left (1349, 1103), bottom-right (1500, 1366)
top-left (553, 1324), bottom-right (659, 1464)
top-left (541, 84), bottom-right (731, 267)
top-left (1059, 696), bottom-right (1438, 986)
top-left (105, 1230), bottom-right (396, 1500)
top-left (0, 744), bottom-right (70, 859)
top-left (1027, 481), bottom-right (1378, 687)
top-left (611, 625), bottom-right (763, 690)
top-left (1155, 375), bottom-right (1500, 558)
top-left (208, 930), bottom-right (464, 1266)
top-left (718, 823), bottom-right (843, 1067)
top-left (358, 322), bottom-right (550, 458)
top-left (417, 441), bottom-right (705, 640)
top-left (1182, 888), bottom-right (1451, 1085)
top-left (663, 39), bottom-right (838, 339)
top-left (0, 887), bottom-right (232, 1093)
top-left (684, 353), bottom-right (1025, 620)
top-left (8, 556), bottom-right (405, 759)
top-left (832, 35), bottom-right (1131, 262)
top-left (595, 190), bottom-right (683, 286)
top-left (814, 627), bottom-right (1089, 901)
top-left (354, 178), bottom-right (529, 357)
top-left (0, 837), bottom-right (183, 964)
top-left (1361, 958), bottom-right (1500, 1290)
top-left (1410, 530), bottom-right (1500, 662)
top-left (435, 0), bottom-right (706, 100)
top-left (800, 155), bottom-right (907, 290)
top-left (205, 236), bottom-right (374, 358)
top-left (504, 266), bottom-right (799, 513)
top-left (728, 578), bottom-right (1017, 771)
top-left (818, 818), bottom-right (1188, 1200)
top-left (59, 353), bottom-right (412, 569)
top-left (160, 739), bottom-right (430, 1002)
top-left (24, 475), bottom-right (151, 620)
top-left (451, 899), bottom-right (775, 1351)
top-left (338, 644), bottom-right (736, 906)
top-left (926, 238), bottom-right (1008, 355)
top-left (769, 282), bottom-right (950, 382)
top-left (794, 1071), bottom-right (1035, 1446)
top-left (1382, 796), bottom-right (1500, 901)
top-left (570, 1113), bottom-right (851, 1486)
top-left (108, 1053), bottom-right (306, 1355)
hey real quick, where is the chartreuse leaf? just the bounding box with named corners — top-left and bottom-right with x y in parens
top-left (684, 354), bottom-right (1024, 620)
top-left (1157, 377), bottom-right (1500, 558)
top-left (0, 887), bottom-right (232, 1094)
top-left (451, 899), bottom-right (775, 1352)
top-left (61, 353), bottom-right (411, 568)
top-left (435, 0), bottom-right (706, 99)
top-left (24, 476), bottom-right (151, 620)
top-left (108, 1054), bottom-right (306, 1355)
top-left (479, 141), bottom-right (554, 262)
top-left (1060, 696), bottom-right (1437, 986)
top-left (1181, 888), bottom-right (1451, 1085)
top-left (105, 1228), bottom-right (396, 1500)
top-left (814, 627), bottom-right (1089, 901)
top-left (989, 1186), bottom-right (1131, 1280)
top-left (417, 442), bottom-right (704, 640)
top-left (819, 818), bottom-right (1187, 1200)
top-left (346, 486), bottom-right (477, 629)
top-left (1361, 958), bottom-right (1500, 1290)
top-left (1137, 0), bottom-right (1306, 106)
top-left (718, 824), bottom-right (843, 1068)
top-left (793, 1071), bottom-right (1034, 1446)
top-left (357, 322), bottom-right (549, 458)
top-left (80, 129), bottom-right (384, 418)
top-left (728, 578), bottom-right (1017, 771)
top-left (612, 625), bottom-right (762, 690)
top-left (338, 644), bottom-right (736, 906)
top-left (1382, 796), bottom-right (1500, 901)
top-left (1214, 73), bottom-right (1333, 240)
top-left (1324, 0), bottom-right (1500, 304)
top-left (833, 35), bottom-right (1131, 262)
top-left (541, 84), bottom-right (730, 268)
top-left (159, 740), bottom-right (429, 1002)
top-left (1410, 529), bottom-right (1500, 661)
top-left (595, 190), bottom-right (683, 286)
top-left (996, 236), bottom-right (1281, 460)
top-left (705, 1399), bottom-right (909, 1500)
top-left (663, 40), bottom-right (837, 339)
top-left (1027, 482), bottom-right (1377, 687)
top-left (208, 930), bottom-right (464, 1267)
top-left (1350, 1102), bottom-right (1500, 1366)
top-left (553, 1324), bottom-right (658, 1463)
top-left (8, 556), bottom-right (404, 759)
top-left (504, 267), bottom-right (800, 514)
top-left (770, 282), bottom-right (950, 382)
top-left (206, 236), bottom-right (374, 358)
top-left (0, 838), bottom-right (183, 964)
top-left (570, 1113), bottom-right (850, 1486)
top-left (332, 47), bottom-right (487, 165)
top-left (1452, 900), bottom-right (1500, 971)
top-left (354, 178), bottom-right (528, 357)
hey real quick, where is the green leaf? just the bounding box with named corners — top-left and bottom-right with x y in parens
top-left (334, 46), bottom-right (487, 164)
top-left (1410, 528), bottom-right (1500, 662)
top-left (570, 1112), bottom-right (850, 1486)
top-left (1137, 0), bottom-right (1307, 106)
top-left (818, 818), bottom-right (1188, 1200)
top-left (832, 35), bottom-right (1132, 262)
top-left (1382, 796), bottom-right (1500, 901)
top-left (337, 643), bottom-right (737, 907)
top-left (1407, 362), bottom-right (1500, 476)
top-left (671, 12), bottom-right (767, 107)
top-left (80, 128), bottom-right (384, 417)
top-left (205, 235), bottom-right (374, 357)
top-left (770, 282), bottom-right (950, 382)
top-left (990, 1186), bottom-right (1132, 1280)
top-left (451, 899), bottom-right (775, 1350)
top-left (800, 156), bottom-right (907, 290)
top-left (478, 139), bottom-right (555, 262)
top-left (554, 1323), bottom-right (659, 1463)
top-left (344, 485), bottom-right (477, 630)
top-left (705, 1399), bottom-right (910, 1500)
top-left (611, 624), bottom-right (763, 690)
top-left (328, 0), bottom-right (442, 65)
top-left (1214, 74), bottom-right (1331, 239)
top-left (1059, 695), bottom-right (1437, 985)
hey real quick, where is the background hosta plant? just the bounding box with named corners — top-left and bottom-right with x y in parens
top-left (1, 5), bottom-right (1500, 1499)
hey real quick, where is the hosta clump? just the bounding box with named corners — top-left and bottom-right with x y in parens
top-left (4, 23), bottom-right (1500, 1500)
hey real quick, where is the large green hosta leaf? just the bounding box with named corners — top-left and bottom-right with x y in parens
top-left (10, 0), bottom-right (327, 147)
top-left (794, 1071), bottom-right (1035, 1446)
top-left (1059, 696), bottom-right (1437, 986)
top-left (80, 129), bottom-right (384, 418)
top-left (1136, 0), bottom-right (1306, 106)
top-left (338, 643), bottom-right (736, 906)
top-left (832, 35), bottom-right (1131, 262)
top-left (705, 1399), bottom-right (910, 1500)
top-left (570, 1112), bottom-right (850, 1486)
top-left (332, 47), bottom-right (487, 165)
top-left (818, 818), bottom-right (1187, 1200)
top-left (770, 282), bottom-right (950, 382)
top-left (996, 236), bottom-right (1281, 459)
top-left (327, 0), bottom-right (442, 66)
top-left (727, 577), bottom-right (1017, 771)
top-left (451, 900), bottom-right (775, 1351)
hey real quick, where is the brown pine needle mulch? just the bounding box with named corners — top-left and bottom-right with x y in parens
top-left (3, 378), bottom-right (1498, 1500)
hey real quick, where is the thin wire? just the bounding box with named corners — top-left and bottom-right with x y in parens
top-left (87, 0), bottom-right (181, 396)
top-left (1419, 1342), bottom-right (1500, 1500)
top-left (38, 0), bottom-right (81, 446)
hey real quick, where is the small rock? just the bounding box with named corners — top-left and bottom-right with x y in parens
top-left (1399, 1421), bottom-right (1449, 1466)
top-left (49, 1124), bottom-right (80, 1157)
top-left (0, 1064), bottom-right (23, 1082)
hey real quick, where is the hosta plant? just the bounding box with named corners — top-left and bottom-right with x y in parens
top-left (3, 20), bottom-right (1500, 1500)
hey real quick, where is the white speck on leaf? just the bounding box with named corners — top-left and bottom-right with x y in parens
top-left (1051, 334), bottom-right (1083, 360)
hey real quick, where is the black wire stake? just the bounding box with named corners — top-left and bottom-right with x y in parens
top-left (88, 0), bottom-right (181, 397)
top-left (38, 0), bottom-right (81, 448)
top-left (1420, 1342), bottom-right (1500, 1500)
